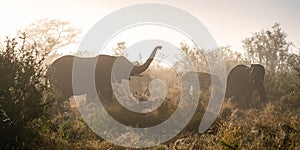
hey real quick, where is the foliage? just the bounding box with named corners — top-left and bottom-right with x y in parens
top-left (112, 42), bottom-right (127, 56)
top-left (25, 19), bottom-right (81, 63)
top-left (176, 43), bottom-right (247, 74)
top-left (0, 33), bottom-right (53, 148)
top-left (34, 94), bottom-right (300, 149)
top-left (0, 19), bottom-right (79, 149)
top-left (242, 23), bottom-right (294, 73)
top-left (243, 23), bottom-right (300, 104)
top-left (0, 20), bottom-right (299, 149)
top-left (36, 22), bottom-right (299, 149)
top-left (175, 42), bottom-right (208, 73)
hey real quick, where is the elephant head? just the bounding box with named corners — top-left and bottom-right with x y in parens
top-left (225, 64), bottom-right (266, 105)
top-left (130, 46), bottom-right (161, 76)
top-left (47, 46), bottom-right (162, 105)
top-left (249, 64), bottom-right (266, 102)
top-left (111, 46), bottom-right (162, 83)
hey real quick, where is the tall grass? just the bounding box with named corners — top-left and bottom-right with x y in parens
top-left (36, 66), bottom-right (300, 149)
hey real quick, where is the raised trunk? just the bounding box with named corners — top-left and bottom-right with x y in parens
top-left (130, 46), bottom-right (162, 75)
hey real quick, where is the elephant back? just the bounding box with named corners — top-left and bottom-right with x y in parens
top-left (47, 55), bottom-right (75, 97)
top-left (225, 65), bottom-right (251, 98)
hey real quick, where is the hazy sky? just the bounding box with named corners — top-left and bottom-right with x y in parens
top-left (0, 0), bottom-right (299, 52)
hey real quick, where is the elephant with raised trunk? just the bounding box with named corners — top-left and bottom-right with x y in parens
top-left (47, 46), bottom-right (162, 105)
top-left (225, 64), bottom-right (266, 105)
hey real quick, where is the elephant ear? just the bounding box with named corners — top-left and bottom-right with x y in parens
top-left (250, 64), bottom-right (265, 82)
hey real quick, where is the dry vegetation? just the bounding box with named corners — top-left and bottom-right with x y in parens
top-left (34, 66), bottom-right (300, 149)
top-left (0, 21), bottom-right (299, 149)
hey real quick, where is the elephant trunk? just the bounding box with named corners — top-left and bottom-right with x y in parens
top-left (130, 46), bottom-right (162, 75)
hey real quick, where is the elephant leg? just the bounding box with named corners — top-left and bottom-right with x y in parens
top-left (245, 90), bottom-right (252, 107)
top-left (256, 82), bottom-right (266, 102)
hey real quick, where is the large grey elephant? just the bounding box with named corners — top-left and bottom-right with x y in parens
top-left (48, 45), bottom-right (186, 128)
top-left (225, 64), bottom-right (266, 105)
top-left (47, 46), bottom-right (162, 104)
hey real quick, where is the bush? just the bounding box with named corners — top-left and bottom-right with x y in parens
top-left (0, 33), bottom-right (53, 148)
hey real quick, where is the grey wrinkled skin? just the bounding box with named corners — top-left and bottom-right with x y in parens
top-left (225, 64), bottom-right (266, 105)
top-left (47, 46), bottom-right (162, 105)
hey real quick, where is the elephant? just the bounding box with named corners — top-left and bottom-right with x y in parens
top-left (181, 71), bottom-right (224, 110)
top-left (225, 64), bottom-right (266, 105)
top-left (128, 73), bottom-right (153, 101)
top-left (197, 72), bottom-right (223, 91)
top-left (182, 71), bottom-right (223, 91)
top-left (47, 46), bottom-right (162, 106)
top-left (181, 71), bottom-right (224, 130)
top-left (48, 45), bottom-right (190, 127)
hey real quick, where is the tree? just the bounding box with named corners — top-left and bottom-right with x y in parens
top-left (176, 43), bottom-right (246, 73)
top-left (174, 42), bottom-right (208, 73)
top-left (0, 33), bottom-right (54, 148)
top-left (112, 42), bottom-right (127, 56)
top-left (216, 46), bottom-right (248, 72)
top-left (0, 19), bottom-right (83, 148)
top-left (288, 53), bottom-right (300, 77)
top-left (242, 23), bottom-right (292, 73)
top-left (243, 23), bottom-right (300, 102)
top-left (25, 19), bottom-right (81, 64)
